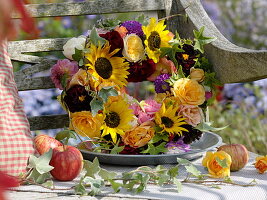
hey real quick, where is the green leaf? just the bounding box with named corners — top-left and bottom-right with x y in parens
top-left (83, 177), bottom-right (104, 196)
top-left (74, 179), bottom-right (87, 195)
top-left (42, 180), bottom-right (54, 189)
top-left (185, 165), bottom-right (201, 177)
top-left (98, 168), bottom-right (117, 180)
top-left (28, 149), bottom-right (54, 174)
top-left (109, 179), bottom-right (122, 193)
top-left (168, 165), bottom-right (179, 179)
top-left (110, 142), bottom-right (124, 154)
top-left (141, 142), bottom-right (167, 155)
top-left (177, 158), bottom-right (192, 166)
top-left (215, 157), bottom-right (228, 168)
top-left (28, 169), bottom-right (51, 184)
top-left (89, 27), bottom-right (106, 47)
top-left (98, 86), bottom-right (118, 102)
top-left (72, 48), bottom-right (84, 63)
top-left (193, 27), bottom-right (216, 53)
top-left (83, 158), bottom-right (100, 178)
top-left (173, 177), bottom-right (182, 193)
top-left (90, 97), bottom-right (104, 116)
top-left (55, 129), bottom-right (77, 145)
top-left (196, 121), bottom-right (228, 132)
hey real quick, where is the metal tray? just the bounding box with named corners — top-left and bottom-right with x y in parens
top-left (80, 132), bottom-right (222, 166)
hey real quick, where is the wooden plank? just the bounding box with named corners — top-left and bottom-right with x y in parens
top-left (8, 38), bottom-right (68, 54)
top-left (12, 0), bottom-right (165, 18)
top-left (15, 76), bottom-right (55, 91)
top-left (28, 114), bottom-right (69, 131)
top-left (167, 0), bottom-right (267, 83)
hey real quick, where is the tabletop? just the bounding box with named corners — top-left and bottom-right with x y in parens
top-left (7, 152), bottom-right (267, 200)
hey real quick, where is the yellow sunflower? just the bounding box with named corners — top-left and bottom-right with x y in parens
top-left (142, 18), bottom-right (173, 63)
top-left (155, 103), bottom-right (188, 135)
top-left (84, 42), bottom-right (129, 90)
top-left (101, 96), bottom-right (134, 143)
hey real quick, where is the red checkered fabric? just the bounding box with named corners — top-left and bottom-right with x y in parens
top-left (0, 41), bottom-right (34, 176)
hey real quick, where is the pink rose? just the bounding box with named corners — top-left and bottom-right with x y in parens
top-left (178, 105), bottom-right (203, 127)
top-left (129, 103), bottom-right (142, 116)
top-left (138, 111), bottom-right (154, 124)
top-left (143, 99), bottom-right (161, 115)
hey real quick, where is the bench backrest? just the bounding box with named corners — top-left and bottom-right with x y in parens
top-left (8, 0), bottom-right (267, 131)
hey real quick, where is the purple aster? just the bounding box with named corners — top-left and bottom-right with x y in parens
top-left (165, 138), bottom-right (191, 153)
top-left (50, 59), bottom-right (79, 90)
top-left (154, 74), bottom-right (171, 93)
top-left (120, 21), bottom-right (144, 37)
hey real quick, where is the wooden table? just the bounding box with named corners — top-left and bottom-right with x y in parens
top-left (7, 152), bottom-right (267, 200)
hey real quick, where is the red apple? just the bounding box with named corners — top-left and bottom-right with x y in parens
top-left (217, 144), bottom-right (249, 171)
top-left (34, 134), bottom-right (63, 155)
top-left (50, 145), bottom-right (83, 181)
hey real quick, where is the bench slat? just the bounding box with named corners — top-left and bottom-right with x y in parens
top-left (12, 0), bottom-right (165, 18)
top-left (15, 76), bottom-right (55, 91)
top-left (28, 114), bottom-right (69, 131)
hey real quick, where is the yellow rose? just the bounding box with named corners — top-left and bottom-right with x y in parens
top-left (70, 111), bottom-right (104, 138)
top-left (172, 78), bottom-right (205, 105)
top-left (122, 121), bottom-right (155, 148)
top-left (190, 68), bottom-right (205, 82)
top-left (255, 155), bottom-right (267, 174)
top-left (202, 151), bottom-right (232, 178)
top-left (122, 34), bottom-right (145, 62)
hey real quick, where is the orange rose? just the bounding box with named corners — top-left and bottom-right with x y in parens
top-left (202, 151), bottom-right (232, 178)
top-left (70, 111), bottom-right (104, 138)
top-left (172, 78), bottom-right (205, 105)
top-left (255, 155), bottom-right (267, 174)
top-left (122, 121), bottom-right (155, 148)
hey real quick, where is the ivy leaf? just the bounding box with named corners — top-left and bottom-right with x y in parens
top-left (204, 72), bottom-right (222, 89)
top-left (110, 142), bottom-right (124, 154)
top-left (72, 48), bottom-right (84, 63)
top-left (177, 158), bottom-right (191, 166)
top-left (74, 178), bottom-right (87, 195)
top-left (90, 97), bottom-right (104, 116)
top-left (98, 86), bottom-right (118, 102)
top-left (215, 157), bottom-right (228, 168)
top-left (185, 165), bottom-right (201, 177)
top-left (27, 169), bottom-right (51, 184)
top-left (83, 177), bottom-right (104, 196)
top-left (60, 73), bottom-right (68, 89)
top-left (28, 149), bottom-right (54, 174)
top-left (168, 165), bottom-right (179, 179)
top-left (98, 168), bottom-right (117, 180)
top-left (141, 142), bottom-right (167, 155)
top-left (55, 129), bottom-right (77, 145)
top-left (195, 121), bottom-right (228, 132)
top-left (173, 177), bottom-right (182, 193)
top-left (89, 27), bottom-right (106, 47)
top-left (193, 27), bottom-right (216, 53)
top-left (42, 180), bottom-right (54, 189)
top-left (150, 133), bottom-right (169, 143)
top-left (109, 179), bottom-right (122, 193)
top-left (83, 158), bottom-right (100, 178)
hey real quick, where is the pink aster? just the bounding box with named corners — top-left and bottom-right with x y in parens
top-left (51, 59), bottom-right (79, 90)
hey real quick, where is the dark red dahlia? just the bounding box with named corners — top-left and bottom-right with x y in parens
top-left (63, 85), bottom-right (93, 113)
top-left (99, 30), bottom-right (124, 56)
top-left (180, 124), bottom-right (203, 144)
top-left (119, 144), bottom-right (141, 155)
top-left (175, 44), bottom-right (200, 76)
top-left (127, 59), bottom-right (156, 82)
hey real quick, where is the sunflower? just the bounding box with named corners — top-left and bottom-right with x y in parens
top-left (101, 96), bottom-right (134, 143)
top-left (155, 103), bottom-right (188, 136)
top-left (84, 42), bottom-right (129, 90)
top-left (142, 18), bottom-right (173, 63)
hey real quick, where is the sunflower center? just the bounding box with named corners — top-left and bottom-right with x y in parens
top-left (95, 57), bottom-right (113, 79)
top-left (148, 31), bottom-right (161, 50)
top-left (105, 111), bottom-right (120, 128)
top-left (161, 116), bottom-right (174, 128)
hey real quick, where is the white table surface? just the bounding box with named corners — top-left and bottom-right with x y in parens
top-left (7, 152), bottom-right (267, 200)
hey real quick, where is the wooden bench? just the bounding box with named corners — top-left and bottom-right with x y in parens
top-left (8, 0), bottom-right (267, 132)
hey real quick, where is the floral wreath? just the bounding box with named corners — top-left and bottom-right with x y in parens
top-left (51, 16), bottom-right (221, 155)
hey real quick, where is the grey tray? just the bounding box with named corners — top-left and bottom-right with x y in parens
top-left (80, 132), bottom-right (222, 166)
